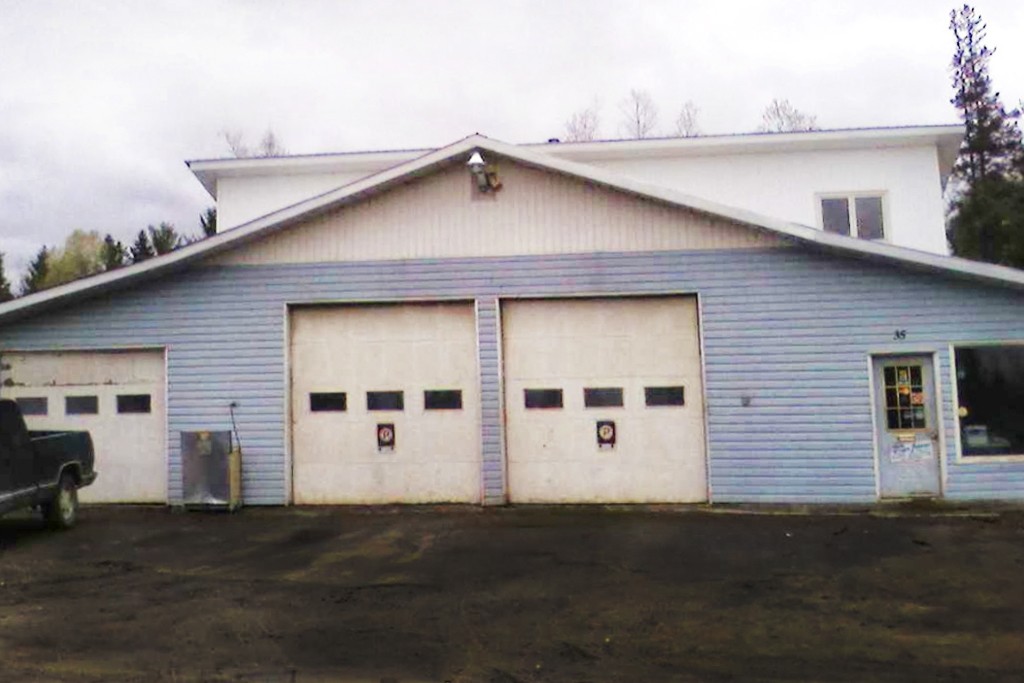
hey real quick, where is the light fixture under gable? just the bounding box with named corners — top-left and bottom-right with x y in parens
top-left (466, 150), bottom-right (501, 193)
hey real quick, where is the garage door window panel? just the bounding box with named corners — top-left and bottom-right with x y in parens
top-left (116, 394), bottom-right (152, 414)
top-left (584, 387), bottom-right (624, 408)
top-left (309, 392), bottom-right (347, 412)
top-left (367, 391), bottom-right (404, 411)
top-left (524, 389), bottom-right (563, 409)
top-left (15, 397), bottom-right (47, 416)
top-left (66, 395), bottom-right (99, 415)
top-left (424, 390), bottom-right (462, 410)
top-left (645, 386), bottom-right (685, 407)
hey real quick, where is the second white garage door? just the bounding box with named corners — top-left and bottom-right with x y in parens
top-left (502, 297), bottom-right (707, 503)
top-left (290, 303), bottom-right (481, 503)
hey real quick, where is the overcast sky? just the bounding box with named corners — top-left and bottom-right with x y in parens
top-left (2, 0), bottom-right (1022, 283)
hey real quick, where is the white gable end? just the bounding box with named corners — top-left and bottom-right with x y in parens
top-left (211, 159), bottom-right (785, 266)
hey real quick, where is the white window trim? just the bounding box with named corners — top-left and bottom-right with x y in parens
top-left (950, 340), bottom-right (1024, 463)
top-left (815, 191), bottom-right (888, 241)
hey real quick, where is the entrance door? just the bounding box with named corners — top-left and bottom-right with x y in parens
top-left (872, 355), bottom-right (941, 498)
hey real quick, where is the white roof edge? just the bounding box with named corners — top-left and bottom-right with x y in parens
top-left (1, 131), bottom-right (1018, 327)
top-left (535, 124), bottom-right (965, 160)
top-left (187, 124), bottom-right (965, 198)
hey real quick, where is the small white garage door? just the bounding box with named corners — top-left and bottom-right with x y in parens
top-left (290, 303), bottom-right (481, 504)
top-left (502, 297), bottom-right (707, 503)
top-left (0, 350), bottom-right (166, 503)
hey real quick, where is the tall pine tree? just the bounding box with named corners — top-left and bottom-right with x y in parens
top-left (130, 230), bottom-right (155, 263)
top-left (949, 5), bottom-right (1022, 183)
top-left (200, 207), bottom-right (217, 237)
top-left (100, 234), bottom-right (127, 271)
top-left (147, 222), bottom-right (181, 255)
top-left (947, 4), bottom-right (1024, 267)
top-left (20, 246), bottom-right (49, 296)
top-left (0, 252), bottom-right (13, 302)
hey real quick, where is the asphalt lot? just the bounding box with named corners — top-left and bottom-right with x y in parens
top-left (1, 504), bottom-right (1023, 682)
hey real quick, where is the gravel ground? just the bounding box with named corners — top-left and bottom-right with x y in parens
top-left (1, 504), bottom-right (1023, 682)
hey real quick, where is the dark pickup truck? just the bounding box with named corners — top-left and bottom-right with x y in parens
top-left (0, 398), bottom-right (97, 528)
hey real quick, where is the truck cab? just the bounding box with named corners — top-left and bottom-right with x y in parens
top-left (0, 399), bottom-right (97, 528)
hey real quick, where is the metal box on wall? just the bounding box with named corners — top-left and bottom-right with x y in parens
top-left (181, 430), bottom-right (241, 509)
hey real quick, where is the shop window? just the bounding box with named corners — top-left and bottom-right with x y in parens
top-left (819, 194), bottom-right (885, 240)
top-left (117, 394), bottom-right (152, 414)
top-left (525, 388), bottom-right (563, 409)
top-left (645, 386), bottom-right (685, 407)
top-left (367, 391), bottom-right (404, 411)
top-left (66, 395), bottom-right (99, 415)
top-left (882, 365), bottom-right (926, 430)
top-left (584, 387), bottom-right (623, 408)
top-left (424, 390), bottom-right (462, 410)
top-left (15, 397), bottom-right (47, 416)
top-left (954, 345), bottom-right (1024, 456)
top-left (310, 392), bottom-right (346, 412)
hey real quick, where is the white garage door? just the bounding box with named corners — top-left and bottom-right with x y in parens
top-left (0, 350), bottom-right (166, 503)
top-left (502, 297), bottom-right (707, 503)
top-left (290, 303), bottom-right (481, 503)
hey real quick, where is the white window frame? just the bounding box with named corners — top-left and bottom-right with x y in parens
top-left (816, 192), bottom-right (888, 240)
top-left (950, 340), bottom-right (1024, 463)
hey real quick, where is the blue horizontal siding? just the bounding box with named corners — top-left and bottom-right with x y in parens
top-left (1, 246), bottom-right (1023, 504)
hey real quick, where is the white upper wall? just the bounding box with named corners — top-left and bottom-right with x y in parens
top-left (578, 145), bottom-right (948, 254)
top-left (189, 126), bottom-right (962, 255)
top-left (217, 171), bottom-right (368, 233)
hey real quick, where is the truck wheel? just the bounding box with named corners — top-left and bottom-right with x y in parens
top-left (43, 474), bottom-right (79, 529)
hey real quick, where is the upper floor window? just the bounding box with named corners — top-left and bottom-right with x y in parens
top-left (819, 194), bottom-right (885, 240)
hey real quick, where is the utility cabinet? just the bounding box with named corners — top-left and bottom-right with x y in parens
top-left (181, 430), bottom-right (241, 510)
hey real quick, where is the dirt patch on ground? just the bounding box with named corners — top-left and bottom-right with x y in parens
top-left (2, 505), bottom-right (1024, 681)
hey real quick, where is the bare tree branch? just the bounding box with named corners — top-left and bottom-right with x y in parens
top-left (221, 128), bottom-right (287, 157)
top-left (257, 129), bottom-right (287, 156)
top-left (564, 103), bottom-right (601, 142)
top-left (673, 100), bottom-right (701, 137)
top-left (758, 98), bottom-right (819, 133)
top-left (619, 89), bottom-right (659, 139)
top-left (221, 129), bottom-right (250, 158)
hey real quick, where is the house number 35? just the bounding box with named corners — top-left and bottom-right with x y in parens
top-left (893, 329), bottom-right (907, 340)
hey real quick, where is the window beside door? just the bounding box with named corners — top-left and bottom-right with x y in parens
top-left (954, 344), bottom-right (1024, 457)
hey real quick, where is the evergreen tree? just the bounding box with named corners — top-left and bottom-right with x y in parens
top-left (147, 222), bottom-right (181, 255)
top-left (130, 230), bottom-right (155, 263)
top-left (0, 252), bottom-right (13, 302)
top-left (20, 246), bottom-right (50, 296)
top-left (949, 5), bottom-right (1022, 183)
top-left (100, 234), bottom-right (128, 271)
top-left (200, 207), bottom-right (217, 237)
top-left (947, 5), bottom-right (1024, 266)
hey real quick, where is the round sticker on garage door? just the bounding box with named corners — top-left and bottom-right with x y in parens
top-left (377, 423), bottom-right (395, 450)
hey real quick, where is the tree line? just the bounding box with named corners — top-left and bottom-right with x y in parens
top-left (0, 126), bottom-right (283, 303)
top-left (0, 208), bottom-right (217, 302)
top-left (562, 94), bottom-right (818, 142)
